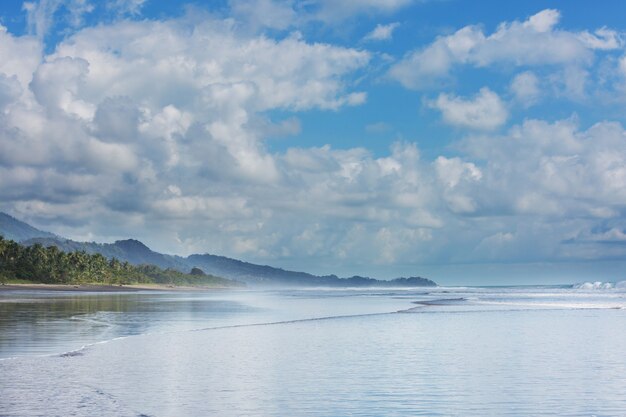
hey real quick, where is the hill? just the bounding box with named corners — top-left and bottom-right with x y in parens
top-left (1, 213), bottom-right (436, 287)
top-left (0, 235), bottom-right (241, 287)
top-left (23, 237), bottom-right (188, 271)
top-left (186, 253), bottom-right (435, 287)
top-left (0, 213), bottom-right (57, 242)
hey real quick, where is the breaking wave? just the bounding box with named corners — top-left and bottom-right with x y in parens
top-left (573, 281), bottom-right (626, 290)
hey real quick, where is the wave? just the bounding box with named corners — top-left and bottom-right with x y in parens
top-left (572, 281), bottom-right (626, 290)
top-left (411, 297), bottom-right (467, 306)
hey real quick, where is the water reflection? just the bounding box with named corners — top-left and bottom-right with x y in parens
top-left (2, 288), bottom-right (626, 416)
top-left (0, 291), bottom-right (253, 358)
top-left (0, 288), bottom-right (418, 359)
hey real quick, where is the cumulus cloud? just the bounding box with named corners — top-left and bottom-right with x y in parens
top-left (53, 19), bottom-right (369, 112)
top-left (0, 12), bottom-right (389, 258)
top-left (389, 9), bottom-right (619, 89)
top-left (460, 119), bottom-right (626, 219)
top-left (426, 117), bottom-right (626, 264)
top-left (3, 5), bottom-right (626, 277)
top-left (577, 27), bottom-right (622, 50)
top-left (33, 15), bottom-right (369, 189)
top-left (30, 56), bottom-right (94, 118)
top-left (433, 156), bottom-right (482, 213)
top-left (364, 22), bottom-right (400, 41)
top-left (510, 71), bottom-right (541, 106)
top-left (0, 25), bottom-right (42, 87)
top-left (428, 88), bottom-right (508, 130)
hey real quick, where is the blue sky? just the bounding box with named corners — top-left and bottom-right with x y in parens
top-left (2, 0), bottom-right (626, 284)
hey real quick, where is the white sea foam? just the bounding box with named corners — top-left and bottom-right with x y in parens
top-left (573, 281), bottom-right (614, 290)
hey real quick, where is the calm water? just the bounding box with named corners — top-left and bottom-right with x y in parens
top-left (1, 286), bottom-right (626, 416)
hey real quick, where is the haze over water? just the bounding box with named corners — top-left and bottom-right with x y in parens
top-left (1, 286), bottom-right (626, 416)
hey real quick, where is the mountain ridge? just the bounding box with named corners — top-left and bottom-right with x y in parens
top-left (1, 212), bottom-right (436, 287)
top-left (0, 213), bottom-right (57, 242)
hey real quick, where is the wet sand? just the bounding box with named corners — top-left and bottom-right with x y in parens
top-left (0, 283), bottom-right (232, 292)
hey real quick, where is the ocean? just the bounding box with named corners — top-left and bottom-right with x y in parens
top-left (1, 285), bottom-right (625, 416)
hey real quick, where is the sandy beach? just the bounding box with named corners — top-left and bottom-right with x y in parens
top-left (0, 283), bottom-right (232, 292)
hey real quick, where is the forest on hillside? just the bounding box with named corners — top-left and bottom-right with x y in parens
top-left (0, 236), bottom-right (241, 287)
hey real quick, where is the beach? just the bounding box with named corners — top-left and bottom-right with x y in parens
top-left (0, 283), bottom-right (232, 292)
top-left (1, 286), bottom-right (625, 416)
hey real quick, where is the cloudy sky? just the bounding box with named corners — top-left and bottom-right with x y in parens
top-left (2, 0), bottom-right (626, 284)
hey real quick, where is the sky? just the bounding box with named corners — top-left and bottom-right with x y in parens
top-left (1, 0), bottom-right (626, 285)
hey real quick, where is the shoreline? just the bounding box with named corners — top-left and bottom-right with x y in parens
top-left (0, 283), bottom-right (234, 292)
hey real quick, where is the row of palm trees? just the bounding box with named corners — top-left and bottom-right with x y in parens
top-left (0, 236), bottom-right (147, 284)
top-left (0, 236), bottom-right (239, 287)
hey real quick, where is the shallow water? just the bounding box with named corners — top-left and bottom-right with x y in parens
top-left (1, 286), bottom-right (626, 416)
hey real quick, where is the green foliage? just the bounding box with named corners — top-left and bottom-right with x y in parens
top-left (0, 235), bottom-right (241, 287)
top-left (190, 267), bottom-right (205, 276)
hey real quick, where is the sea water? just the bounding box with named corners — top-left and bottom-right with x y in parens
top-left (1, 286), bottom-right (625, 416)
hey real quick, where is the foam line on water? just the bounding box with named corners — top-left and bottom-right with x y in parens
top-left (4, 291), bottom-right (623, 362)
top-left (397, 306), bottom-right (625, 316)
top-left (0, 336), bottom-right (134, 362)
top-left (51, 300), bottom-right (625, 356)
top-left (476, 300), bottom-right (625, 309)
top-left (1, 307), bottom-right (414, 361)
top-left (412, 297), bottom-right (468, 306)
top-left (189, 311), bottom-right (398, 333)
top-left (56, 336), bottom-right (132, 358)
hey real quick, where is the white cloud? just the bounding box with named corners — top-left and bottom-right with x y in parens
top-left (0, 25), bottom-right (42, 87)
top-left (4, 5), bottom-right (626, 276)
top-left (0, 12), bottom-right (382, 258)
top-left (582, 228), bottom-right (626, 242)
top-left (30, 56), bottom-right (95, 118)
top-left (461, 119), bottom-right (626, 214)
top-left (433, 156), bottom-right (482, 213)
top-left (522, 8), bottom-right (559, 32)
top-left (549, 66), bottom-right (589, 99)
top-left (229, 0), bottom-right (296, 31)
top-left (107, 0), bottom-right (147, 16)
top-left (578, 27), bottom-right (622, 50)
top-left (53, 19), bottom-right (369, 112)
top-left (364, 22), bottom-right (400, 41)
top-left (23, 0), bottom-right (94, 38)
top-left (434, 156), bottom-right (481, 188)
top-left (510, 71), bottom-right (541, 106)
top-left (227, 0), bottom-right (413, 29)
top-left (619, 56), bottom-right (626, 76)
top-left (429, 88), bottom-right (508, 130)
top-left (0, 75), bottom-right (23, 112)
top-left (389, 9), bottom-right (611, 90)
top-left (313, 0), bottom-right (412, 22)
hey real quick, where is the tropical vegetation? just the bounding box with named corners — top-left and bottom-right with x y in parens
top-left (0, 235), bottom-right (240, 287)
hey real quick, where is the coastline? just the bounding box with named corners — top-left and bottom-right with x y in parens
top-left (0, 283), bottom-right (234, 292)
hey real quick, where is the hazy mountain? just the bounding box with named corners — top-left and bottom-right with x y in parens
top-left (22, 237), bottom-right (188, 271)
top-left (2, 212), bottom-right (436, 287)
top-left (0, 213), bottom-right (57, 242)
top-left (185, 254), bottom-right (435, 287)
